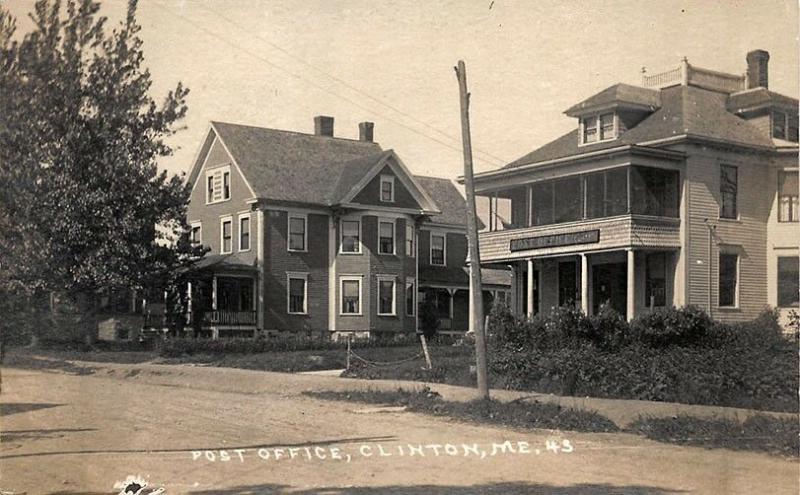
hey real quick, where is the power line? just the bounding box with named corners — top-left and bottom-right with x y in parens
top-left (149, 2), bottom-right (507, 168)
top-left (194, 2), bottom-right (509, 166)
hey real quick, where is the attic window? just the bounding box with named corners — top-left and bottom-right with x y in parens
top-left (773, 110), bottom-right (799, 142)
top-left (581, 113), bottom-right (616, 145)
top-left (205, 166), bottom-right (232, 204)
top-left (380, 175), bottom-right (395, 202)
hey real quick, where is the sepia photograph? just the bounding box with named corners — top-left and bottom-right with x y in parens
top-left (0, 1), bottom-right (798, 493)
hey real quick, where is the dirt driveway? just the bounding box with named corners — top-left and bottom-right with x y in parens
top-left (1, 360), bottom-right (797, 494)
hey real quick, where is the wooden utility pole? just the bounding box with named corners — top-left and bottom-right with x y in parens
top-left (454, 60), bottom-right (489, 400)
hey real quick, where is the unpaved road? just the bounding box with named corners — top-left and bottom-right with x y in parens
top-left (0, 361), bottom-right (797, 494)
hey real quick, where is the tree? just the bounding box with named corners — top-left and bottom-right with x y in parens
top-left (0, 0), bottom-right (199, 343)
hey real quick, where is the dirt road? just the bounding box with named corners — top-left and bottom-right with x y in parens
top-left (1, 361), bottom-right (797, 494)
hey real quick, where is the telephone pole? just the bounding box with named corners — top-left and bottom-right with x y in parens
top-left (454, 60), bottom-right (489, 400)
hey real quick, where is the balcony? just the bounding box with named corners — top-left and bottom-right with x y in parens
top-left (642, 59), bottom-right (745, 93)
top-left (479, 214), bottom-right (681, 262)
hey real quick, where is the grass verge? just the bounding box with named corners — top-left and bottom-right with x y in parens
top-left (304, 387), bottom-right (620, 434)
top-left (627, 414), bottom-right (799, 458)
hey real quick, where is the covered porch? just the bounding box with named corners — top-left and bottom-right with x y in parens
top-left (511, 248), bottom-right (679, 321)
top-left (187, 254), bottom-right (259, 338)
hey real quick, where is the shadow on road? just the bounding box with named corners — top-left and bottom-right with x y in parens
top-left (185, 481), bottom-right (688, 494)
top-left (0, 402), bottom-right (64, 417)
top-left (3, 353), bottom-right (98, 375)
top-left (0, 435), bottom-right (397, 460)
top-left (1, 427), bottom-right (96, 442)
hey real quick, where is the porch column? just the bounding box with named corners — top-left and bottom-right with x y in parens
top-left (526, 259), bottom-right (535, 319)
top-left (212, 275), bottom-right (218, 310)
top-left (580, 253), bottom-right (589, 315)
top-left (447, 288), bottom-right (456, 320)
top-left (626, 249), bottom-right (635, 321)
top-left (186, 282), bottom-right (192, 324)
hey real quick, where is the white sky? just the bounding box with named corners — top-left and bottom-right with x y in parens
top-left (7, 0), bottom-right (799, 181)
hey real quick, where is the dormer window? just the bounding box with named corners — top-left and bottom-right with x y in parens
top-left (580, 113), bottom-right (616, 145)
top-left (380, 175), bottom-right (395, 202)
top-left (773, 110), bottom-right (799, 142)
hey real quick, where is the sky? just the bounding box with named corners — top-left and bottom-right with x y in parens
top-left (6, 0), bottom-right (799, 182)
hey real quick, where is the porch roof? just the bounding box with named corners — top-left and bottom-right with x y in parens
top-left (190, 254), bottom-right (258, 273)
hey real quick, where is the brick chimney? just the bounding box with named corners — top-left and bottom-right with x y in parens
top-left (746, 50), bottom-right (769, 89)
top-left (314, 115), bottom-right (334, 137)
top-left (358, 121), bottom-right (374, 142)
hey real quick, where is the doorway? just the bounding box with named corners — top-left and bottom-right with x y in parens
top-left (592, 262), bottom-right (627, 318)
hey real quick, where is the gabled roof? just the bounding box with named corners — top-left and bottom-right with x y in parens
top-left (564, 83), bottom-right (661, 116)
top-left (209, 121), bottom-right (382, 205)
top-left (505, 85), bottom-right (775, 169)
top-left (414, 176), bottom-right (472, 227)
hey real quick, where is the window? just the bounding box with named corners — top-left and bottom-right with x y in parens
top-left (377, 276), bottom-right (396, 316)
top-left (720, 165), bottom-right (738, 219)
top-left (190, 222), bottom-right (202, 246)
top-left (645, 252), bottom-right (667, 308)
top-left (719, 253), bottom-right (738, 307)
top-left (777, 256), bottom-right (799, 307)
top-left (340, 277), bottom-right (361, 315)
top-left (582, 116), bottom-right (598, 143)
top-left (630, 166), bottom-right (679, 217)
top-left (553, 177), bottom-right (582, 223)
top-left (220, 217), bottom-right (233, 254)
top-left (287, 273), bottom-right (307, 314)
top-left (558, 261), bottom-right (577, 307)
top-left (773, 110), bottom-right (787, 140)
top-left (405, 279), bottom-right (415, 316)
top-left (606, 167), bottom-right (629, 216)
top-left (288, 213), bottom-right (307, 251)
top-left (779, 171), bottom-right (799, 222)
top-left (430, 233), bottom-right (446, 266)
top-left (378, 220), bottom-right (395, 254)
top-left (531, 181), bottom-right (554, 226)
top-left (581, 113), bottom-right (616, 144)
top-left (341, 219), bottom-right (361, 253)
top-left (239, 214), bottom-right (251, 251)
top-left (216, 277), bottom-right (254, 312)
top-left (380, 175), bottom-right (395, 202)
top-left (405, 224), bottom-right (414, 256)
top-left (223, 171), bottom-right (230, 200)
top-left (206, 166), bottom-right (232, 204)
top-left (790, 114), bottom-right (799, 142)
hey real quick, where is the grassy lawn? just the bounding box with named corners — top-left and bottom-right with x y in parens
top-left (305, 387), bottom-right (620, 434)
top-left (306, 387), bottom-right (799, 458)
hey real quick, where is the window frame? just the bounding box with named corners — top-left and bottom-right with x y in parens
top-left (778, 170), bottom-right (799, 223)
top-left (429, 231), bottom-right (447, 266)
top-left (220, 216), bottom-right (233, 254)
top-left (773, 110), bottom-right (787, 140)
top-left (380, 175), bottom-right (395, 203)
top-left (339, 218), bottom-right (362, 255)
top-left (718, 251), bottom-right (739, 308)
top-left (405, 223), bottom-right (415, 257)
top-left (580, 112), bottom-right (617, 145)
top-left (205, 165), bottom-right (232, 205)
top-left (286, 272), bottom-right (308, 315)
top-left (378, 219), bottom-right (396, 255)
top-left (377, 275), bottom-right (397, 316)
top-left (287, 212), bottom-right (308, 252)
top-left (777, 256), bottom-right (800, 308)
top-left (189, 221), bottom-right (202, 246)
top-left (405, 278), bottom-right (415, 316)
top-left (238, 213), bottom-right (251, 252)
top-left (340, 276), bottom-right (363, 316)
top-left (719, 164), bottom-right (739, 220)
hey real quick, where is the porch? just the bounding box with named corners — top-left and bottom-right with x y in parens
top-left (187, 254), bottom-right (259, 338)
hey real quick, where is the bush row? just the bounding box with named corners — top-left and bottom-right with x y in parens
top-left (490, 304), bottom-right (794, 352)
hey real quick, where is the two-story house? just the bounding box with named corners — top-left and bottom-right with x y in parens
top-left (469, 50), bottom-right (799, 327)
top-left (184, 117), bottom-right (510, 338)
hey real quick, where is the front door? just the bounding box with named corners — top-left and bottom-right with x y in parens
top-left (592, 262), bottom-right (627, 318)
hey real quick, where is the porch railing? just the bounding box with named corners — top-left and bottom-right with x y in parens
top-left (200, 310), bottom-right (257, 326)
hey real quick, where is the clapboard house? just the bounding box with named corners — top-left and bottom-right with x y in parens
top-left (470, 50), bottom-right (799, 327)
top-left (184, 117), bottom-right (510, 338)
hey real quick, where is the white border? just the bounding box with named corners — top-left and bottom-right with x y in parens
top-left (378, 218), bottom-right (396, 255)
top-left (189, 221), bottom-right (202, 246)
top-left (220, 215), bottom-right (233, 254)
top-left (429, 231), bottom-right (447, 266)
top-left (238, 213), bottom-right (252, 252)
top-left (340, 217), bottom-right (362, 255)
top-left (287, 212), bottom-right (308, 252)
top-left (377, 275), bottom-right (397, 316)
top-left (340, 275), bottom-right (363, 315)
top-left (380, 174), bottom-right (395, 203)
top-left (405, 277), bottom-right (415, 316)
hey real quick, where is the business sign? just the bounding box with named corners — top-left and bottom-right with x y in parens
top-left (509, 229), bottom-right (600, 252)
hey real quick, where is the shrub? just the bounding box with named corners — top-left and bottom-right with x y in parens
top-left (702, 307), bottom-right (787, 350)
top-left (630, 305), bottom-right (712, 347)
